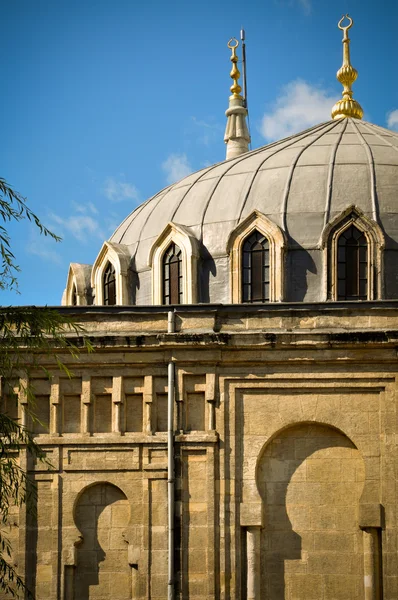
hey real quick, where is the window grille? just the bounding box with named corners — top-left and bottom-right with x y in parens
top-left (242, 230), bottom-right (270, 302)
top-left (337, 225), bottom-right (367, 300)
top-left (103, 262), bottom-right (116, 305)
top-left (163, 243), bottom-right (182, 305)
top-left (71, 284), bottom-right (77, 306)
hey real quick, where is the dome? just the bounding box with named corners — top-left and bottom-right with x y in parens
top-left (108, 118), bottom-right (398, 304)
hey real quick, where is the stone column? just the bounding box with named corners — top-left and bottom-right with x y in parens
top-left (246, 527), bottom-right (261, 600)
top-left (206, 372), bottom-right (216, 430)
top-left (128, 545), bottom-right (140, 600)
top-left (62, 546), bottom-right (77, 600)
top-left (112, 375), bottom-right (123, 433)
top-left (360, 504), bottom-right (382, 600)
top-left (363, 528), bottom-right (380, 600)
top-left (50, 376), bottom-right (60, 435)
top-left (19, 377), bottom-right (28, 427)
top-left (143, 375), bottom-right (153, 434)
top-left (241, 502), bottom-right (263, 600)
top-left (81, 374), bottom-right (91, 434)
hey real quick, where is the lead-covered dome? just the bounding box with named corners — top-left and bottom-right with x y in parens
top-left (108, 118), bottom-right (398, 303)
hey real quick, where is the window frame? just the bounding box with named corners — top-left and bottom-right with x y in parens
top-left (241, 230), bottom-right (270, 303)
top-left (162, 242), bottom-right (183, 305)
top-left (91, 241), bottom-right (132, 306)
top-left (149, 222), bottom-right (199, 305)
top-left (337, 224), bottom-right (368, 301)
top-left (321, 206), bottom-right (384, 301)
top-left (103, 261), bottom-right (117, 306)
top-left (227, 210), bottom-right (286, 303)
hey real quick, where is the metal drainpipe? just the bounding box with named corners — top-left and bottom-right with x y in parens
top-left (167, 310), bottom-right (176, 600)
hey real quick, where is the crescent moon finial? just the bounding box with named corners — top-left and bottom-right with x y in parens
top-left (338, 14), bottom-right (353, 40)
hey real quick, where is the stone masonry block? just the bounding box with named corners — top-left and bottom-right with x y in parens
top-left (240, 502), bottom-right (263, 527)
top-left (359, 503), bottom-right (383, 528)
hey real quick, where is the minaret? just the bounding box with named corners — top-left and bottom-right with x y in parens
top-left (224, 38), bottom-right (251, 159)
top-left (331, 14), bottom-right (364, 120)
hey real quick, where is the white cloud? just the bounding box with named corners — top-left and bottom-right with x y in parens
top-left (298, 0), bottom-right (311, 14)
top-left (260, 80), bottom-right (339, 141)
top-left (73, 201), bottom-right (98, 215)
top-left (190, 116), bottom-right (223, 146)
top-left (274, 0), bottom-right (311, 14)
top-left (50, 213), bottom-right (105, 243)
top-left (387, 109), bottom-right (398, 131)
top-left (26, 236), bottom-right (63, 265)
top-left (103, 177), bottom-right (140, 203)
top-left (162, 153), bottom-right (193, 185)
top-left (105, 212), bottom-right (122, 234)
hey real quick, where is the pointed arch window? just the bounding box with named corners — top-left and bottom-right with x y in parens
top-left (227, 211), bottom-right (286, 303)
top-left (71, 283), bottom-right (77, 306)
top-left (242, 230), bottom-right (270, 302)
top-left (163, 243), bottom-right (183, 305)
top-left (103, 262), bottom-right (116, 305)
top-left (337, 225), bottom-right (368, 300)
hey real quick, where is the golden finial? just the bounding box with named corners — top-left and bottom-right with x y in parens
top-left (227, 38), bottom-right (242, 98)
top-left (331, 15), bottom-right (363, 120)
top-left (224, 36), bottom-right (250, 159)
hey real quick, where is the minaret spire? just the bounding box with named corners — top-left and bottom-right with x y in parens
top-left (224, 38), bottom-right (250, 159)
top-left (331, 14), bottom-right (363, 120)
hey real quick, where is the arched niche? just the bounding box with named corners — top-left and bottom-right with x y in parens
top-left (72, 482), bottom-right (131, 600)
top-left (256, 422), bottom-right (365, 600)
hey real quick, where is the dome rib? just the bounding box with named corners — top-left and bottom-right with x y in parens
top-left (361, 122), bottom-right (398, 155)
top-left (169, 157), bottom-right (243, 224)
top-left (198, 137), bottom-right (283, 241)
top-left (108, 119), bottom-right (398, 291)
top-left (132, 184), bottom-right (183, 248)
top-left (200, 121), bottom-right (334, 238)
top-left (351, 120), bottom-right (378, 221)
top-left (281, 120), bottom-right (341, 231)
top-left (323, 118), bottom-right (349, 228)
top-left (236, 121), bottom-right (333, 224)
top-left (118, 196), bottom-right (156, 244)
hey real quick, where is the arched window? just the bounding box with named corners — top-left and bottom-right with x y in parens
top-left (337, 225), bottom-right (367, 300)
top-left (242, 230), bottom-right (270, 302)
top-left (71, 284), bottom-right (77, 306)
top-left (103, 262), bottom-right (116, 305)
top-left (163, 243), bottom-right (182, 305)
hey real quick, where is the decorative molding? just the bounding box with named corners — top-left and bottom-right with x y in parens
top-left (148, 222), bottom-right (199, 305)
top-left (320, 205), bottom-right (384, 301)
top-left (91, 241), bottom-right (132, 305)
top-left (227, 210), bottom-right (286, 303)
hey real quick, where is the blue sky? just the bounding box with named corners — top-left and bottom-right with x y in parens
top-left (1, 0), bottom-right (397, 306)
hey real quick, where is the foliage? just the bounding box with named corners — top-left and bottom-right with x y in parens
top-left (0, 178), bottom-right (61, 293)
top-left (0, 179), bottom-right (93, 597)
top-left (0, 412), bottom-right (45, 600)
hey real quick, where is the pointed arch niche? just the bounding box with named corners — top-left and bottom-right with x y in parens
top-left (227, 210), bottom-right (286, 303)
top-left (256, 423), bottom-right (366, 600)
top-left (321, 206), bottom-right (384, 301)
top-left (68, 482), bottom-right (131, 600)
top-left (91, 241), bottom-right (132, 305)
top-left (63, 263), bottom-right (93, 306)
top-left (148, 222), bottom-right (199, 305)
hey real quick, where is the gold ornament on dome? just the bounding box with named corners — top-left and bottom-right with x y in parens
top-left (331, 14), bottom-right (363, 120)
top-left (227, 38), bottom-right (242, 98)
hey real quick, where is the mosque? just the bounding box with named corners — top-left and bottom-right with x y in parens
top-left (4, 15), bottom-right (398, 600)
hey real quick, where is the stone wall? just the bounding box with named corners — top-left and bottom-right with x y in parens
top-left (1, 304), bottom-right (397, 599)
